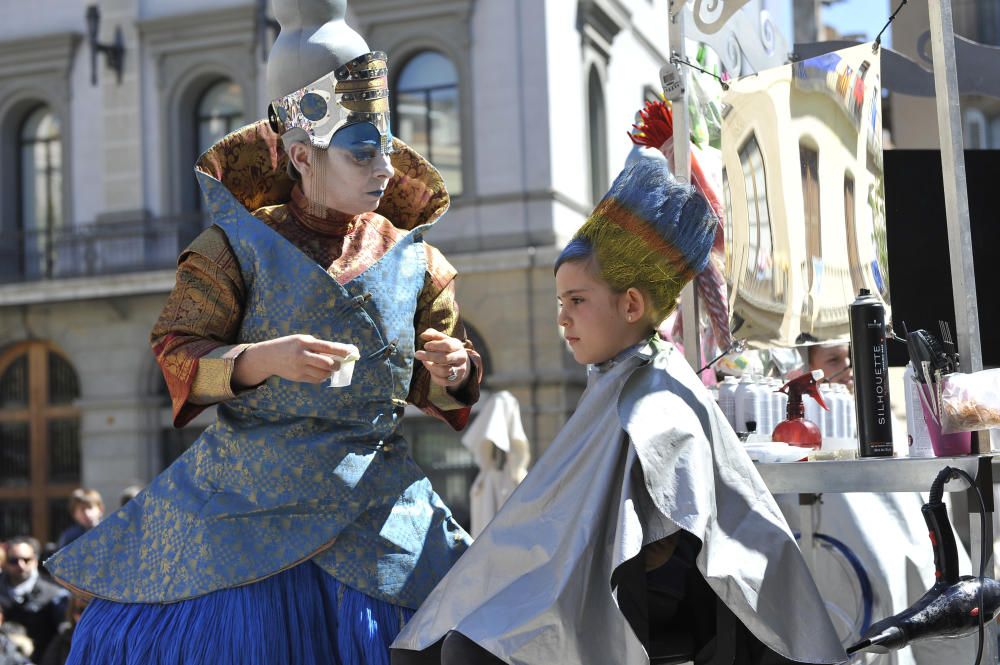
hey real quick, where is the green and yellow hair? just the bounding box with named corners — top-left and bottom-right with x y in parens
top-left (555, 157), bottom-right (716, 322)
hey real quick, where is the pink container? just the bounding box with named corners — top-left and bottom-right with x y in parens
top-left (919, 390), bottom-right (972, 456)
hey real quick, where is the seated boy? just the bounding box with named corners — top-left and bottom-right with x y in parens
top-left (391, 157), bottom-right (847, 665)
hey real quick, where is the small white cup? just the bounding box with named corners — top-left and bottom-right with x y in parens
top-left (327, 345), bottom-right (360, 388)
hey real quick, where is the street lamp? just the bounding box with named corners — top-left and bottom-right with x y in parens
top-left (85, 5), bottom-right (125, 86)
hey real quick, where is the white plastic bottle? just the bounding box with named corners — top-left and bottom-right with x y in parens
top-left (717, 376), bottom-right (739, 429)
top-left (750, 377), bottom-right (771, 436)
top-left (833, 384), bottom-right (851, 439)
top-left (826, 384), bottom-right (840, 439)
top-left (764, 377), bottom-right (781, 437)
top-left (827, 383), bottom-right (842, 439)
top-left (847, 388), bottom-right (857, 438)
top-left (819, 383), bottom-right (836, 438)
top-left (733, 373), bottom-right (755, 434)
top-left (770, 378), bottom-right (787, 439)
top-left (805, 385), bottom-right (823, 441)
top-left (764, 378), bottom-right (777, 436)
top-left (904, 364), bottom-right (935, 457)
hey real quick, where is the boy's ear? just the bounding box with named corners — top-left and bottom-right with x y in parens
top-left (288, 142), bottom-right (313, 178)
top-left (622, 287), bottom-right (647, 323)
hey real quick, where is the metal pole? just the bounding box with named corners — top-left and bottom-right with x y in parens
top-left (927, 9), bottom-right (995, 659)
top-left (927, 0), bottom-right (983, 376)
top-left (669, 1), bottom-right (702, 371)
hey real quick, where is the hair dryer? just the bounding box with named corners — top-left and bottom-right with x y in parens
top-left (847, 467), bottom-right (1000, 656)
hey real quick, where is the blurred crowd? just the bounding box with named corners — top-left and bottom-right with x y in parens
top-left (0, 486), bottom-right (141, 665)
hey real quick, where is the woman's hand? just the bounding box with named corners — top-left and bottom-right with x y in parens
top-left (233, 334), bottom-right (357, 388)
top-left (415, 328), bottom-right (471, 390)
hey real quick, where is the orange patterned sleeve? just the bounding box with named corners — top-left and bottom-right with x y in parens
top-left (407, 244), bottom-right (481, 430)
top-left (150, 226), bottom-right (248, 427)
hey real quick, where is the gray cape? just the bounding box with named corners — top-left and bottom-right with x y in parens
top-left (393, 339), bottom-right (847, 664)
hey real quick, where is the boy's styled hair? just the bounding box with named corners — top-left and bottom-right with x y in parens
top-left (68, 488), bottom-right (104, 512)
top-left (555, 156), bottom-right (717, 322)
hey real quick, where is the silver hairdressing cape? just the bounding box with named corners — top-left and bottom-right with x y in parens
top-left (393, 338), bottom-right (847, 665)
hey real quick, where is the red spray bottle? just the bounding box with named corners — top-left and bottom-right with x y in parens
top-left (772, 370), bottom-right (829, 449)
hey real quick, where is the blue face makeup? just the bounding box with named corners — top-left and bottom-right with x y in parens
top-left (329, 122), bottom-right (394, 162)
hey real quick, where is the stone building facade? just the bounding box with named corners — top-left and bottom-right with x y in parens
top-left (0, 0), bottom-right (670, 540)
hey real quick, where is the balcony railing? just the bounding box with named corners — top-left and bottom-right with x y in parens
top-left (0, 214), bottom-right (205, 284)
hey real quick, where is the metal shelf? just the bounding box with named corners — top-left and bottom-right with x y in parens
top-left (755, 454), bottom-right (992, 495)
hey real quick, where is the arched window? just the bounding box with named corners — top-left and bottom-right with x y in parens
top-left (738, 134), bottom-right (774, 289)
top-left (973, 0), bottom-right (1000, 47)
top-left (722, 168), bottom-right (734, 280)
top-left (196, 79), bottom-right (245, 157)
top-left (799, 142), bottom-right (821, 294)
top-left (0, 342), bottom-right (81, 541)
top-left (844, 171), bottom-right (864, 294)
top-left (587, 67), bottom-right (608, 203)
top-left (964, 109), bottom-right (987, 149)
top-left (180, 79), bottom-right (245, 215)
top-left (18, 106), bottom-right (62, 280)
top-left (394, 51), bottom-right (463, 195)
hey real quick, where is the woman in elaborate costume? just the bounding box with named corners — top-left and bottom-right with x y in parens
top-left (45, 4), bottom-right (477, 663)
top-left (391, 157), bottom-right (847, 665)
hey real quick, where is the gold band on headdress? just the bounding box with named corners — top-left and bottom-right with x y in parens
top-left (267, 51), bottom-right (391, 153)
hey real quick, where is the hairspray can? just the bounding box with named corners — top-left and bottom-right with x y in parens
top-left (849, 288), bottom-right (893, 457)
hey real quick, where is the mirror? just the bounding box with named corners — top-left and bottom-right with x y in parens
top-left (720, 43), bottom-right (888, 347)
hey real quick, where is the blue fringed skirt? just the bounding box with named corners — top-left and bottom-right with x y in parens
top-left (66, 561), bottom-right (414, 665)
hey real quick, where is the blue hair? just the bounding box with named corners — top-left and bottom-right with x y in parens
top-left (554, 237), bottom-right (595, 275)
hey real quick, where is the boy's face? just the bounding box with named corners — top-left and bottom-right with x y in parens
top-left (73, 502), bottom-right (103, 529)
top-left (556, 261), bottom-right (637, 365)
top-left (809, 344), bottom-right (853, 392)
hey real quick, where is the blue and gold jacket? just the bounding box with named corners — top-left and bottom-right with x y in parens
top-left (47, 132), bottom-right (471, 610)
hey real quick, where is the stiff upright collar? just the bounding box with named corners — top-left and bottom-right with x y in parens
top-left (195, 123), bottom-right (450, 233)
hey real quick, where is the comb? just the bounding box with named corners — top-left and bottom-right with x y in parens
top-left (906, 329), bottom-right (950, 383)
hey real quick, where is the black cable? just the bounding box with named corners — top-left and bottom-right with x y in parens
top-left (929, 465), bottom-right (950, 504)
top-left (669, 54), bottom-right (730, 91)
top-left (873, 0), bottom-right (909, 53)
top-left (944, 466), bottom-right (988, 665)
top-left (819, 365), bottom-right (850, 385)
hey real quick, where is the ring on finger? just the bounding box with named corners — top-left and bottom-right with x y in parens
top-left (446, 366), bottom-right (459, 382)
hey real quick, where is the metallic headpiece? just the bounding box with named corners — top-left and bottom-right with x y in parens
top-left (267, 51), bottom-right (391, 153)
